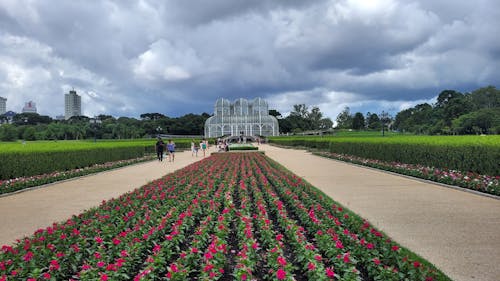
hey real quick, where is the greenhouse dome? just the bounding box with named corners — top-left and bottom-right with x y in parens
top-left (204, 98), bottom-right (279, 138)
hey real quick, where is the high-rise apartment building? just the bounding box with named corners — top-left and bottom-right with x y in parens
top-left (0, 97), bottom-right (6, 115)
top-left (65, 90), bottom-right (81, 120)
top-left (22, 101), bottom-right (37, 113)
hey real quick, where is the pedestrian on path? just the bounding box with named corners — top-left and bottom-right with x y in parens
top-left (200, 138), bottom-right (207, 157)
top-left (191, 139), bottom-right (198, 157)
top-left (167, 139), bottom-right (175, 162)
top-left (155, 138), bottom-right (165, 161)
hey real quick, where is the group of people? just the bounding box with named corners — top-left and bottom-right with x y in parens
top-left (155, 138), bottom-right (176, 162)
top-left (191, 139), bottom-right (209, 157)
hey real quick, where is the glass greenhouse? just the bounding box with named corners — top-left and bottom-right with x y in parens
top-left (204, 98), bottom-right (279, 138)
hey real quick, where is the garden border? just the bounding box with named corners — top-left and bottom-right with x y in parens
top-left (0, 159), bottom-right (156, 199)
top-left (271, 144), bottom-right (500, 201)
top-left (316, 154), bottom-right (500, 201)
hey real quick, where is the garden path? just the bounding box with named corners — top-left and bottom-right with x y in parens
top-left (1, 144), bottom-right (499, 281)
top-left (261, 144), bottom-right (500, 281)
top-left (0, 149), bottom-right (206, 246)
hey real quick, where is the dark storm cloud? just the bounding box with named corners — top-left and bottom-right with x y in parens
top-left (0, 0), bottom-right (498, 120)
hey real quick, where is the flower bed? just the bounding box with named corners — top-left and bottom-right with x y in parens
top-left (314, 151), bottom-right (500, 196)
top-left (0, 153), bottom-right (450, 280)
top-left (0, 155), bottom-right (155, 195)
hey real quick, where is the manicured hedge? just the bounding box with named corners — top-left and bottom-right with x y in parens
top-left (269, 136), bottom-right (500, 175)
top-left (0, 139), bottom-right (192, 179)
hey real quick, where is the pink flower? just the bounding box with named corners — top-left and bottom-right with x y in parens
top-left (307, 262), bottom-right (316, 270)
top-left (277, 256), bottom-right (287, 266)
top-left (391, 245), bottom-right (400, 251)
top-left (23, 251), bottom-right (34, 262)
top-left (276, 268), bottom-right (286, 280)
top-left (373, 258), bottom-right (381, 265)
top-left (326, 267), bottom-right (335, 277)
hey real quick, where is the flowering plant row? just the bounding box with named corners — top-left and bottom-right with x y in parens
top-left (314, 151), bottom-right (500, 196)
top-left (0, 155), bottom-right (154, 195)
top-left (0, 153), bottom-right (450, 280)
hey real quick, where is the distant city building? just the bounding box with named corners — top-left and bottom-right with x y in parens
top-left (0, 97), bottom-right (6, 115)
top-left (204, 97), bottom-right (279, 138)
top-left (22, 101), bottom-right (37, 113)
top-left (55, 115), bottom-right (65, 121)
top-left (3, 111), bottom-right (16, 124)
top-left (65, 90), bottom-right (81, 120)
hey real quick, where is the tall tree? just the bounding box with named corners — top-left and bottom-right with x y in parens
top-left (336, 107), bottom-right (352, 129)
top-left (351, 112), bottom-right (365, 130)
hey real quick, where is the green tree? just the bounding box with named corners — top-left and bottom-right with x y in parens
top-left (336, 107), bottom-right (352, 129)
top-left (309, 106), bottom-right (323, 130)
top-left (366, 112), bottom-right (381, 130)
top-left (0, 124), bottom-right (17, 141)
top-left (351, 112), bottom-right (365, 130)
top-left (22, 126), bottom-right (37, 141)
top-left (268, 109), bottom-right (282, 118)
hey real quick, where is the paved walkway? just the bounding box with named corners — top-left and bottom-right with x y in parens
top-left (0, 149), bottom-right (204, 246)
top-left (1, 145), bottom-right (499, 281)
top-left (262, 144), bottom-right (500, 281)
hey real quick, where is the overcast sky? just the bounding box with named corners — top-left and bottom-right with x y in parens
top-left (1, 0), bottom-right (499, 120)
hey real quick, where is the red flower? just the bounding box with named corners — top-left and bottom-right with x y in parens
top-left (391, 245), bottom-right (399, 251)
top-left (326, 267), bottom-right (335, 277)
top-left (100, 273), bottom-right (108, 281)
top-left (413, 261), bottom-right (421, 268)
top-left (23, 251), bottom-right (34, 262)
top-left (112, 238), bottom-right (121, 245)
top-left (277, 256), bottom-right (287, 266)
top-left (276, 268), bottom-right (286, 280)
top-left (373, 258), bottom-right (381, 265)
top-left (307, 262), bottom-right (316, 270)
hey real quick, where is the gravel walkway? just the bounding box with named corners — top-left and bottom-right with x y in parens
top-left (262, 144), bottom-right (500, 281)
top-left (1, 145), bottom-right (499, 281)
top-left (0, 149), bottom-right (204, 246)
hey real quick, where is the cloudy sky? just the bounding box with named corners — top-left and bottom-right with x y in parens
top-left (1, 0), bottom-right (499, 120)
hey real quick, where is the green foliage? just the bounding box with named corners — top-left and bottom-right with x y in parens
top-left (394, 86), bottom-right (500, 134)
top-left (269, 135), bottom-right (500, 175)
top-left (0, 139), bottom-right (192, 179)
top-left (0, 124), bottom-right (17, 141)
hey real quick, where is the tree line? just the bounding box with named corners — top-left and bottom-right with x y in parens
top-left (0, 85), bottom-right (498, 141)
top-left (333, 86), bottom-right (499, 135)
top-left (0, 112), bottom-right (210, 141)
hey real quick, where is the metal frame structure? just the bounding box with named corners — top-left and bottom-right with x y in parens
top-left (204, 97), bottom-right (279, 138)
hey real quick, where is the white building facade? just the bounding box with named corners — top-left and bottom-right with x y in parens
top-left (65, 90), bottom-right (81, 120)
top-left (22, 101), bottom-right (37, 113)
top-left (204, 97), bottom-right (279, 138)
top-left (0, 97), bottom-right (6, 115)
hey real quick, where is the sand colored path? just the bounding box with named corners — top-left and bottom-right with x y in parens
top-left (261, 144), bottom-right (500, 281)
top-left (0, 149), bottom-right (204, 246)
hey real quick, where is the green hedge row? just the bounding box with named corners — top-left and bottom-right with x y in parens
top-left (0, 140), bottom-right (195, 180)
top-left (0, 147), bottom-right (147, 179)
top-left (269, 138), bottom-right (500, 175)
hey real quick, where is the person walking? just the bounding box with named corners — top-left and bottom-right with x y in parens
top-left (155, 138), bottom-right (165, 161)
top-left (167, 139), bottom-right (176, 162)
top-left (191, 139), bottom-right (198, 157)
top-left (200, 138), bottom-right (207, 157)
